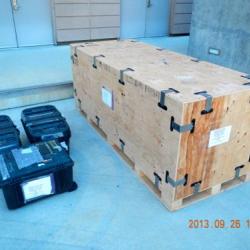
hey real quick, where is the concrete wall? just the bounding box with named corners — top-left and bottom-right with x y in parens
top-left (188, 0), bottom-right (250, 74)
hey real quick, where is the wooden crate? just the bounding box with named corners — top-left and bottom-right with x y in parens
top-left (71, 40), bottom-right (250, 211)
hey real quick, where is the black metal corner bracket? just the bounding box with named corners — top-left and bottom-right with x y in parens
top-left (165, 171), bottom-right (188, 187)
top-left (92, 54), bottom-right (105, 69)
top-left (156, 48), bottom-right (165, 51)
top-left (191, 58), bottom-right (200, 62)
top-left (241, 75), bottom-right (250, 80)
top-left (77, 44), bottom-right (85, 49)
top-left (154, 172), bottom-right (162, 189)
top-left (74, 44), bottom-right (84, 54)
top-left (170, 117), bottom-right (195, 133)
top-left (71, 49), bottom-right (80, 64)
top-left (119, 139), bottom-right (125, 152)
top-left (72, 45), bottom-right (85, 63)
top-left (71, 55), bottom-right (77, 64)
top-left (194, 91), bottom-right (214, 115)
top-left (191, 181), bottom-right (202, 194)
top-left (95, 116), bottom-right (100, 127)
top-left (84, 42), bottom-right (94, 45)
top-left (241, 75), bottom-right (250, 86)
top-left (235, 165), bottom-right (245, 178)
top-left (119, 68), bottom-right (134, 85)
top-left (158, 88), bottom-right (179, 111)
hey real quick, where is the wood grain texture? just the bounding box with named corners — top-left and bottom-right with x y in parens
top-left (71, 40), bottom-right (250, 210)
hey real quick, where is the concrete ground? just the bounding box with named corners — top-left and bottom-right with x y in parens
top-left (0, 98), bottom-right (250, 250)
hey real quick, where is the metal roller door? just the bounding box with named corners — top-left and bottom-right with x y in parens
top-left (53, 0), bottom-right (120, 42)
top-left (169, 0), bottom-right (193, 35)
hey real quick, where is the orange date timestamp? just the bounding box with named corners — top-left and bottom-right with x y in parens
top-left (188, 219), bottom-right (250, 229)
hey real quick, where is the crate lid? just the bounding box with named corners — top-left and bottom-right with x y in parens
top-left (21, 105), bottom-right (62, 123)
top-left (28, 119), bottom-right (71, 140)
top-left (0, 115), bottom-right (16, 130)
top-left (25, 116), bottom-right (66, 127)
top-left (75, 40), bottom-right (250, 103)
top-left (0, 115), bottom-right (13, 123)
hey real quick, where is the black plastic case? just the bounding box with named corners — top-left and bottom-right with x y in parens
top-left (0, 141), bottom-right (77, 209)
top-left (0, 115), bottom-right (21, 153)
top-left (21, 106), bottom-right (71, 152)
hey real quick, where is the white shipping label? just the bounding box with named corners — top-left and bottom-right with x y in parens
top-left (21, 148), bottom-right (33, 154)
top-left (21, 175), bottom-right (54, 202)
top-left (101, 87), bottom-right (113, 109)
top-left (208, 126), bottom-right (232, 148)
top-left (60, 142), bottom-right (68, 151)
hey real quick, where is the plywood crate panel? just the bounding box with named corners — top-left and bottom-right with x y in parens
top-left (71, 40), bottom-right (250, 210)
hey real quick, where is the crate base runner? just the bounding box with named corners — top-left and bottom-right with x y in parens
top-left (76, 99), bottom-right (250, 211)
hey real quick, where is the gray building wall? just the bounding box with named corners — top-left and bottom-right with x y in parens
top-left (188, 0), bottom-right (250, 74)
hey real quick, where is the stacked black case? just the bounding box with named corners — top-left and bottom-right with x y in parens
top-left (21, 105), bottom-right (71, 152)
top-left (0, 141), bottom-right (77, 209)
top-left (0, 115), bottom-right (21, 153)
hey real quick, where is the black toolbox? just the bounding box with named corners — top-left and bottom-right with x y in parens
top-left (21, 106), bottom-right (71, 152)
top-left (0, 115), bottom-right (21, 153)
top-left (0, 141), bottom-right (77, 209)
